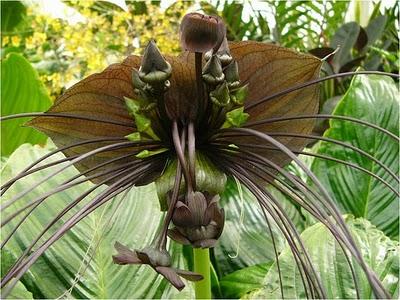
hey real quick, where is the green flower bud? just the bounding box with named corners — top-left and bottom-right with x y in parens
top-left (202, 55), bottom-right (224, 85)
top-left (205, 37), bottom-right (232, 66)
top-left (230, 84), bottom-right (249, 106)
top-left (132, 68), bottom-right (146, 90)
top-left (139, 40), bottom-right (172, 83)
top-left (210, 82), bottom-right (230, 107)
top-left (224, 61), bottom-right (240, 88)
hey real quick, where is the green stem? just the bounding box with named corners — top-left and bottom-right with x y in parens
top-left (193, 248), bottom-right (211, 299)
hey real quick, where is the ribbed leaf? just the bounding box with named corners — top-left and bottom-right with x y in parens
top-left (1, 142), bottom-right (194, 299)
top-left (213, 178), bottom-right (305, 277)
top-left (311, 75), bottom-right (399, 238)
top-left (1, 53), bottom-right (51, 156)
top-left (247, 216), bottom-right (399, 299)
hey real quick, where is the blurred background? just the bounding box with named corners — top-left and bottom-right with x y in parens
top-left (2, 0), bottom-right (398, 98)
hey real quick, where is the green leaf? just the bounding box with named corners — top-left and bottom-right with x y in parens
top-left (311, 75), bottom-right (399, 238)
top-left (222, 107), bottom-right (249, 128)
top-left (330, 22), bottom-right (360, 72)
top-left (219, 262), bottom-right (272, 299)
top-left (1, 1), bottom-right (26, 33)
top-left (1, 53), bottom-right (51, 156)
top-left (1, 142), bottom-right (194, 299)
top-left (364, 15), bottom-right (387, 50)
top-left (249, 216), bottom-right (399, 299)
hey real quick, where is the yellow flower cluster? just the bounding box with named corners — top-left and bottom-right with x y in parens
top-left (2, 1), bottom-right (190, 99)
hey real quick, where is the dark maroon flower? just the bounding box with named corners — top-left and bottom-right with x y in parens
top-left (112, 242), bottom-right (203, 291)
top-left (168, 192), bottom-right (224, 248)
top-left (180, 12), bottom-right (226, 53)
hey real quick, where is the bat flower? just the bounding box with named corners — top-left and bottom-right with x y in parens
top-left (112, 242), bottom-right (203, 291)
top-left (168, 191), bottom-right (224, 248)
top-left (1, 11), bottom-right (397, 299)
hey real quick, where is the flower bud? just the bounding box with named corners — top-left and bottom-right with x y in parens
top-left (210, 82), bottom-right (230, 107)
top-left (180, 13), bottom-right (226, 53)
top-left (168, 192), bottom-right (224, 248)
top-left (205, 37), bottom-right (232, 66)
top-left (202, 55), bottom-right (224, 85)
top-left (224, 61), bottom-right (240, 88)
top-left (139, 40), bottom-right (172, 83)
top-left (132, 68), bottom-right (146, 91)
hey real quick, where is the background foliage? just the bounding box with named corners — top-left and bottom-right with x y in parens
top-left (1, 0), bottom-right (399, 299)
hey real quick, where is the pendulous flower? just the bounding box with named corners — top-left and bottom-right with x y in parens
top-left (168, 191), bottom-right (224, 248)
top-left (113, 242), bottom-right (203, 291)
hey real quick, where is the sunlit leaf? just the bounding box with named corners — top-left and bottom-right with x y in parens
top-left (1, 1), bottom-right (26, 33)
top-left (247, 216), bottom-right (399, 299)
top-left (312, 75), bottom-right (399, 238)
top-left (1, 53), bottom-right (51, 156)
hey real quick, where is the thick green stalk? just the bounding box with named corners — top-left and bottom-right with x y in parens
top-left (193, 248), bottom-right (211, 299)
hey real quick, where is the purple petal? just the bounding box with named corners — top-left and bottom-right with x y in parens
top-left (168, 228), bottom-right (191, 245)
top-left (112, 242), bottom-right (142, 265)
top-left (187, 192), bottom-right (207, 225)
top-left (155, 266), bottom-right (185, 291)
top-left (172, 202), bottom-right (194, 227)
top-left (174, 269), bottom-right (204, 282)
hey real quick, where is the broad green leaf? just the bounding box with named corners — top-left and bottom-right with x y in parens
top-left (213, 178), bottom-right (305, 277)
top-left (1, 1), bottom-right (26, 33)
top-left (1, 53), bottom-right (51, 156)
top-left (1, 250), bottom-right (33, 299)
top-left (1, 142), bottom-right (194, 299)
top-left (311, 75), bottom-right (399, 238)
top-left (219, 262), bottom-right (272, 299)
top-left (249, 216), bottom-right (399, 299)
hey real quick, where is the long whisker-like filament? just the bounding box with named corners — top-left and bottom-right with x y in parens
top-left (157, 128), bottom-right (185, 249)
top-left (3, 141), bottom-right (139, 205)
top-left (0, 158), bottom-right (145, 230)
top-left (244, 71), bottom-right (399, 110)
top-left (172, 120), bottom-right (193, 191)
top-left (0, 112), bottom-right (135, 127)
top-left (245, 114), bottom-right (399, 142)
top-left (213, 131), bottom-right (399, 183)
top-left (209, 141), bottom-right (399, 196)
top-left (216, 148), bottom-right (362, 298)
top-left (1, 138), bottom-right (159, 197)
top-left (57, 187), bottom-right (132, 299)
top-left (225, 164), bottom-right (325, 298)
top-left (1, 163), bottom-right (148, 285)
top-left (215, 128), bottom-right (390, 298)
top-left (206, 148), bottom-right (328, 297)
top-left (1, 160), bottom-right (162, 293)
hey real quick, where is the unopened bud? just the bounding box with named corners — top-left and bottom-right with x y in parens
top-left (139, 40), bottom-right (172, 83)
top-left (206, 37), bottom-right (232, 66)
top-left (210, 82), bottom-right (230, 107)
top-left (224, 61), bottom-right (240, 88)
top-left (202, 55), bottom-right (224, 85)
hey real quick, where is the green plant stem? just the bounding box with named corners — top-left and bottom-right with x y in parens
top-left (193, 248), bottom-right (211, 299)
